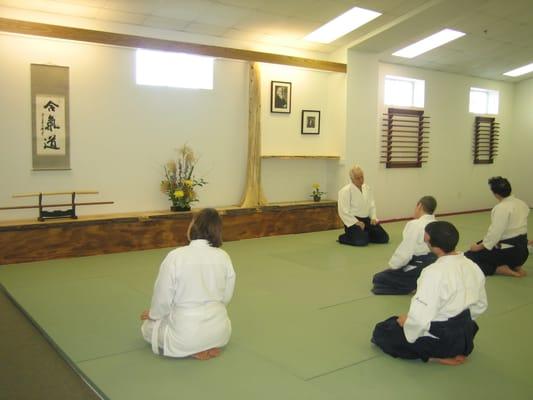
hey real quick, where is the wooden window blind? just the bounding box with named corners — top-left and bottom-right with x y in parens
top-left (473, 116), bottom-right (499, 164)
top-left (381, 108), bottom-right (429, 168)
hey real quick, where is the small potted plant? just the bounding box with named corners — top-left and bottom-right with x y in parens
top-left (310, 183), bottom-right (326, 202)
top-left (161, 145), bottom-right (207, 211)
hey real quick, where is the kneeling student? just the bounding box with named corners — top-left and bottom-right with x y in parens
top-left (140, 208), bottom-right (236, 360)
top-left (371, 221), bottom-right (487, 365)
top-left (372, 196), bottom-right (437, 295)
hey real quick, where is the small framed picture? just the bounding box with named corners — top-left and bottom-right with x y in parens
top-left (270, 81), bottom-right (291, 113)
top-left (301, 110), bottom-right (320, 134)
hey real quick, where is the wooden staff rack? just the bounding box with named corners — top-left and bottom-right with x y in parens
top-left (473, 116), bottom-right (499, 164)
top-left (1, 191), bottom-right (113, 221)
top-left (381, 108), bottom-right (430, 168)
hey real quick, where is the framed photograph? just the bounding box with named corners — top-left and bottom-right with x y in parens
top-left (270, 81), bottom-right (291, 113)
top-left (301, 110), bottom-right (320, 134)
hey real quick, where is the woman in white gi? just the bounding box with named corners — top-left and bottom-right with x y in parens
top-left (465, 176), bottom-right (529, 277)
top-left (372, 196), bottom-right (437, 295)
top-left (140, 208), bottom-right (236, 360)
top-left (372, 221), bottom-right (487, 365)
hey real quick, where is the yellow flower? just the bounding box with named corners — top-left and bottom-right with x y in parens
top-left (174, 190), bottom-right (184, 198)
top-left (312, 183), bottom-right (320, 189)
top-left (183, 179), bottom-right (193, 187)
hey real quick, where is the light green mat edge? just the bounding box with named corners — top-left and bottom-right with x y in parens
top-left (1, 212), bottom-right (532, 400)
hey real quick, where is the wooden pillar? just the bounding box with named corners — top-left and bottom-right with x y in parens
top-left (240, 62), bottom-right (267, 207)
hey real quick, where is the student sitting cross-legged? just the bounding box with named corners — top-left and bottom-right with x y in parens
top-left (140, 208), bottom-right (236, 360)
top-left (372, 196), bottom-right (437, 295)
top-left (371, 221), bottom-right (487, 365)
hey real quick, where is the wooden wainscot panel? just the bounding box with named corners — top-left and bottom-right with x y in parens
top-left (0, 202), bottom-right (341, 265)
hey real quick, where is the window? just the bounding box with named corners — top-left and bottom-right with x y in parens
top-left (384, 75), bottom-right (425, 108)
top-left (136, 49), bottom-right (214, 89)
top-left (469, 87), bottom-right (499, 114)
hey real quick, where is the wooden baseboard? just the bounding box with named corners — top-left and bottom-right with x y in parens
top-left (0, 203), bottom-right (496, 265)
top-left (0, 201), bottom-right (341, 265)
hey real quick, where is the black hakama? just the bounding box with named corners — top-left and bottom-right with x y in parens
top-left (465, 234), bottom-right (529, 276)
top-left (338, 216), bottom-right (389, 246)
top-left (371, 309), bottom-right (478, 362)
top-left (372, 253), bottom-right (437, 295)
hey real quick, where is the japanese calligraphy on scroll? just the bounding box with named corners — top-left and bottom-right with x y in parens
top-left (36, 95), bottom-right (66, 155)
top-left (31, 64), bottom-right (70, 170)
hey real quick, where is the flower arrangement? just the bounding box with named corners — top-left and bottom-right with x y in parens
top-left (310, 183), bottom-right (326, 202)
top-left (161, 145), bottom-right (207, 211)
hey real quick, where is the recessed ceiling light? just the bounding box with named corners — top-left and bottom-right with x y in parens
top-left (392, 28), bottom-right (466, 58)
top-left (304, 6), bottom-right (381, 44)
top-left (503, 62), bottom-right (533, 77)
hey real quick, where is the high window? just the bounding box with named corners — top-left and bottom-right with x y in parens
top-left (469, 87), bottom-right (499, 114)
top-left (136, 49), bottom-right (214, 90)
top-left (384, 75), bottom-right (425, 108)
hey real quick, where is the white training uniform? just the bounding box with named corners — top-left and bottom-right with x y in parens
top-left (482, 195), bottom-right (529, 250)
top-left (337, 182), bottom-right (377, 227)
top-left (388, 214), bottom-right (436, 271)
top-left (403, 254), bottom-right (487, 343)
top-left (141, 239), bottom-right (236, 357)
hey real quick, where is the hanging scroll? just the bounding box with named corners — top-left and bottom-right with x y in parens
top-left (31, 64), bottom-right (70, 170)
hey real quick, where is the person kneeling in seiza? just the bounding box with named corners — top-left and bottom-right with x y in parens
top-left (337, 165), bottom-right (389, 246)
top-left (465, 176), bottom-right (529, 278)
top-left (140, 208), bottom-right (236, 360)
top-left (372, 196), bottom-right (437, 295)
top-left (371, 221), bottom-right (487, 365)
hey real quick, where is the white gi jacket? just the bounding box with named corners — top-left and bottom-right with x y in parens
top-left (403, 254), bottom-right (487, 343)
top-left (147, 239), bottom-right (236, 357)
top-left (337, 182), bottom-right (377, 227)
top-left (482, 195), bottom-right (529, 250)
top-left (388, 214), bottom-right (435, 270)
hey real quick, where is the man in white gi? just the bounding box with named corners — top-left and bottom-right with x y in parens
top-left (372, 196), bottom-right (437, 295)
top-left (465, 176), bottom-right (529, 277)
top-left (371, 221), bottom-right (488, 365)
top-left (337, 166), bottom-right (389, 246)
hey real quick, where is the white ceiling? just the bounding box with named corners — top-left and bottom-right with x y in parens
top-left (1, 0), bottom-right (532, 81)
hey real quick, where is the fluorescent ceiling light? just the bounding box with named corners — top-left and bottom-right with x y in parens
top-left (392, 28), bottom-right (465, 58)
top-left (304, 6), bottom-right (381, 44)
top-left (503, 63), bottom-right (533, 77)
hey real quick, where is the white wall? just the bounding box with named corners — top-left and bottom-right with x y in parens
top-left (0, 33), bottom-right (346, 220)
top-left (259, 63), bottom-right (345, 203)
top-left (0, 32), bottom-right (249, 220)
top-left (509, 77), bottom-right (533, 206)
top-left (342, 50), bottom-right (516, 220)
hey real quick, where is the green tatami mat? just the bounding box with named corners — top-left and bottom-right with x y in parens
top-left (78, 344), bottom-right (342, 400)
top-left (1, 211), bottom-right (532, 400)
top-left (6, 277), bottom-right (148, 362)
top-left (0, 286), bottom-right (102, 400)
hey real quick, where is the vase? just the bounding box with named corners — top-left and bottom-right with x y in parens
top-left (170, 205), bottom-right (191, 212)
top-left (313, 195), bottom-right (321, 202)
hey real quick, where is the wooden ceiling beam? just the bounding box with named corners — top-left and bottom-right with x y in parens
top-left (0, 17), bottom-right (346, 73)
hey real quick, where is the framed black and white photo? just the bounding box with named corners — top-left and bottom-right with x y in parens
top-left (301, 110), bottom-right (320, 134)
top-left (270, 81), bottom-right (291, 113)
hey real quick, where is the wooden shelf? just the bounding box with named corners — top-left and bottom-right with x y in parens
top-left (261, 155), bottom-right (340, 160)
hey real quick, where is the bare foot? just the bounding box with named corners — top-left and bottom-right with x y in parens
top-left (515, 266), bottom-right (527, 277)
top-left (191, 348), bottom-right (221, 360)
top-left (430, 355), bottom-right (466, 366)
top-left (208, 348), bottom-right (221, 358)
top-left (191, 350), bottom-right (211, 360)
top-left (495, 265), bottom-right (524, 278)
